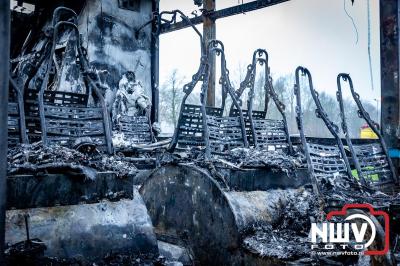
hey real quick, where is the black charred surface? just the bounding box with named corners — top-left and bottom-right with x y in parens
top-left (6, 172), bottom-right (135, 209)
top-left (224, 167), bottom-right (309, 191)
top-left (380, 0), bottom-right (400, 155)
top-left (7, 143), bottom-right (138, 178)
top-left (140, 163), bottom-right (314, 265)
top-left (5, 240), bottom-right (165, 266)
top-left (141, 164), bottom-right (241, 265)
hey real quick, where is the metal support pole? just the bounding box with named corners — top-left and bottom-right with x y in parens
top-left (151, 0), bottom-right (160, 122)
top-left (204, 0), bottom-right (216, 106)
top-left (380, 0), bottom-right (400, 168)
top-left (0, 0), bottom-right (10, 263)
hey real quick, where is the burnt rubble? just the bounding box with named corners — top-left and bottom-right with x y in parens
top-left (242, 188), bottom-right (321, 260)
top-left (5, 242), bottom-right (167, 266)
top-left (228, 147), bottom-right (304, 171)
top-left (240, 188), bottom-right (373, 265)
top-left (7, 142), bottom-right (138, 179)
top-left (170, 147), bottom-right (303, 171)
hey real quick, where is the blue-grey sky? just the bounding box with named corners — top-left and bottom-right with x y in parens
top-left (159, 0), bottom-right (380, 104)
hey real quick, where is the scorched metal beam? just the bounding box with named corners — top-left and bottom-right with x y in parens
top-left (0, 0), bottom-right (10, 263)
top-left (380, 0), bottom-right (400, 169)
top-left (204, 0), bottom-right (216, 106)
top-left (159, 0), bottom-right (290, 34)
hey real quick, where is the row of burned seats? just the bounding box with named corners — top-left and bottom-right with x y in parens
top-left (294, 67), bottom-right (398, 192)
top-left (169, 41), bottom-right (293, 158)
top-left (7, 8), bottom-right (153, 154)
top-left (8, 82), bottom-right (153, 154)
top-left (8, 20), bottom-right (398, 190)
top-left (168, 40), bottom-right (397, 189)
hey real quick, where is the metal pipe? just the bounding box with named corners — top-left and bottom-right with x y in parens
top-left (0, 0), bottom-right (10, 263)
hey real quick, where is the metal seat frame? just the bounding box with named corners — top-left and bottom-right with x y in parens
top-left (230, 49), bottom-right (293, 153)
top-left (8, 78), bottom-right (28, 146)
top-left (201, 42), bottom-right (248, 158)
top-left (336, 73), bottom-right (398, 185)
top-left (169, 39), bottom-right (248, 159)
top-left (36, 13), bottom-right (113, 154)
top-left (295, 67), bottom-right (355, 195)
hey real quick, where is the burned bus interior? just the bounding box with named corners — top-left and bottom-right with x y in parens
top-left (1, 0), bottom-right (400, 265)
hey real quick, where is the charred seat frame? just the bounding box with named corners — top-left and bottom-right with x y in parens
top-left (35, 8), bottom-right (113, 154)
top-left (336, 73), bottom-right (398, 186)
top-left (8, 78), bottom-right (28, 146)
top-left (165, 11), bottom-right (248, 158)
top-left (295, 66), bottom-right (357, 195)
top-left (230, 49), bottom-right (293, 153)
top-left (169, 39), bottom-right (248, 159)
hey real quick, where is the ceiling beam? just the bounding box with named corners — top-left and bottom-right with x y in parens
top-left (160, 0), bottom-right (290, 34)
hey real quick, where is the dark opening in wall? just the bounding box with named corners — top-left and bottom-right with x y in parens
top-left (118, 0), bottom-right (140, 12)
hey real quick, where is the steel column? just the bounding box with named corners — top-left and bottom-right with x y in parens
top-left (204, 0), bottom-right (216, 106)
top-left (380, 0), bottom-right (400, 164)
top-left (0, 0), bottom-right (10, 263)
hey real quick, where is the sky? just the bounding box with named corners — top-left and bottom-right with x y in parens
top-left (159, 0), bottom-right (381, 105)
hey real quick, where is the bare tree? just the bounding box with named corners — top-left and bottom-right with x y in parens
top-left (159, 69), bottom-right (185, 127)
top-left (253, 72), bottom-right (266, 112)
top-left (261, 73), bottom-right (380, 138)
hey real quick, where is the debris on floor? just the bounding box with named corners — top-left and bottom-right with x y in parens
top-left (7, 142), bottom-right (138, 179)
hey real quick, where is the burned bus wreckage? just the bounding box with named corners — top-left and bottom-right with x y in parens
top-left (2, 0), bottom-right (400, 265)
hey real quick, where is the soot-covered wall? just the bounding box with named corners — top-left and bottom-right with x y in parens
top-left (77, 0), bottom-right (153, 108)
